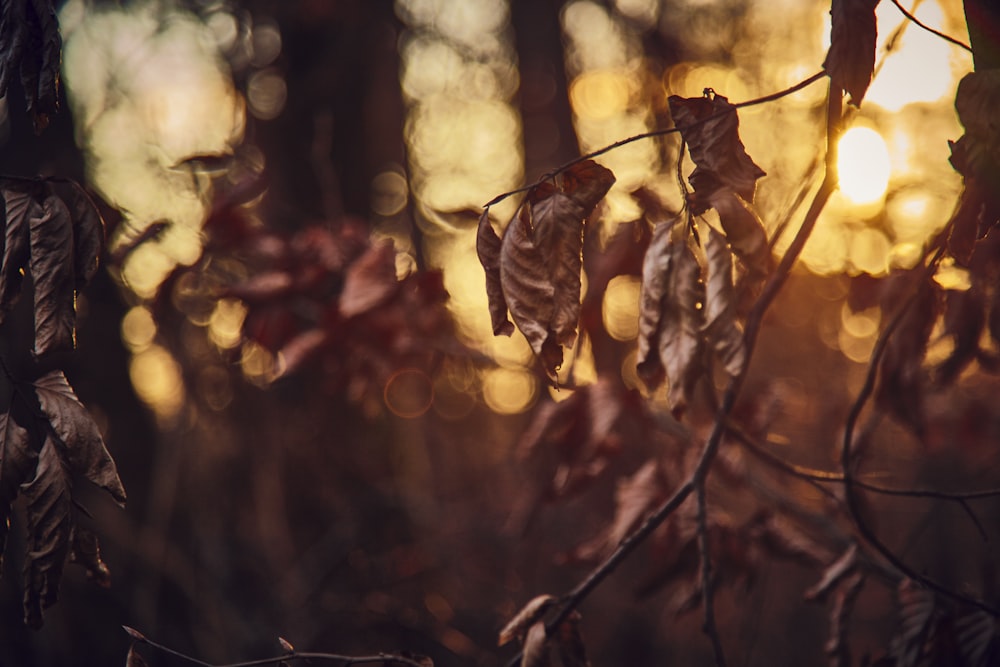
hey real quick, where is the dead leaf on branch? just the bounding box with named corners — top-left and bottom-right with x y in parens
top-left (707, 189), bottom-right (771, 277)
top-left (486, 160), bottom-right (615, 380)
top-left (0, 408), bottom-right (35, 577)
top-left (499, 594), bottom-right (556, 647)
top-left (0, 0), bottom-right (61, 131)
top-left (667, 91), bottom-right (766, 211)
top-left (704, 227), bottom-right (747, 377)
top-left (0, 178), bottom-right (105, 357)
top-left (636, 221), bottom-right (705, 414)
top-left (956, 610), bottom-right (1000, 667)
top-left (824, 0), bottom-right (880, 106)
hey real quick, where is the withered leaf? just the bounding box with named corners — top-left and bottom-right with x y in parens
top-left (224, 271), bottom-right (295, 304)
top-left (69, 527), bottom-right (111, 588)
top-left (33, 371), bottom-right (126, 504)
top-left (30, 190), bottom-right (75, 355)
top-left (889, 579), bottom-right (938, 667)
top-left (125, 644), bottom-right (149, 667)
top-left (824, 0), bottom-right (880, 106)
top-left (0, 183), bottom-right (37, 320)
top-left (276, 328), bottom-right (330, 378)
top-left (954, 70), bottom-right (1000, 169)
top-left (708, 189), bottom-right (771, 276)
top-left (935, 287), bottom-right (985, 386)
top-left (521, 621), bottom-right (551, 667)
top-left (636, 219), bottom-right (676, 388)
top-left (556, 612), bottom-right (590, 667)
top-left (824, 571), bottom-right (865, 667)
top-left (806, 544), bottom-right (859, 601)
top-left (499, 594), bottom-right (556, 647)
top-left (0, 409), bottom-right (35, 577)
top-left (606, 461), bottom-right (667, 552)
top-left (492, 161), bottom-right (614, 379)
top-left (477, 209), bottom-right (514, 336)
top-left (339, 239), bottom-right (399, 319)
top-left (667, 92), bottom-right (765, 208)
top-left (956, 610), bottom-right (999, 667)
top-left (0, 0), bottom-right (61, 131)
top-left (22, 434), bottom-right (73, 629)
top-left (278, 636), bottom-right (295, 653)
top-left (703, 227), bottom-right (747, 377)
top-left (122, 626), bottom-right (148, 642)
top-left (48, 181), bottom-right (104, 288)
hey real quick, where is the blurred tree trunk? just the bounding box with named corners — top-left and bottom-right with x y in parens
top-left (510, 0), bottom-right (581, 179)
top-left (965, 0), bottom-right (1000, 70)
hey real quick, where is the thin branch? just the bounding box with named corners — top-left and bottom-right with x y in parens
top-left (696, 480), bottom-right (728, 667)
top-left (890, 0), bottom-right (972, 51)
top-left (504, 81), bottom-right (844, 667)
top-left (839, 244), bottom-right (1000, 616)
top-left (125, 627), bottom-right (430, 667)
top-left (484, 70), bottom-right (827, 208)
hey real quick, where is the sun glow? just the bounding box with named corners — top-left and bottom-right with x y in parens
top-left (837, 126), bottom-right (891, 205)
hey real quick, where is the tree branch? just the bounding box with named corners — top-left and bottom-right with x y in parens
top-left (890, 0), bottom-right (972, 52)
top-left (696, 480), bottom-right (727, 667)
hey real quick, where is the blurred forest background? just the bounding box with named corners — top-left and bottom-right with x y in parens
top-left (1, 0), bottom-right (998, 665)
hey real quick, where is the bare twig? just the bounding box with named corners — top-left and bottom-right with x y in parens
top-left (124, 626), bottom-right (430, 667)
top-left (839, 242), bottom-right (1000, 616)
top-left (484, 70), bottom-right (827, 208)
top-left (503, 81), bottom-right (844, 667)
top-left (696, 480), bottom-right (728, 667)
top-left (890, 0), bottom-right (972, 51)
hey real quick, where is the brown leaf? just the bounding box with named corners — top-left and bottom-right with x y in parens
top-left (21, 434), bottom-right (73, 629)
top-left (276, 328), bottom-right (330, 378)
top-left (21, 0), bottom-right (61, 131)
top-left (824, 0), bottom-right (880, 106)
top-left (278, 636), bottom-right (295, 653)
top-left (498, 594), bottom-right (556, 647)
top-left (660, 237), bottom-right (705, 413)
top-left (125, 644), bottom-right (149, 667)
top-left (0, 409), bottom-right (35, 577)
top-left (48, 181), bottom-right (103, 288)
top-left (935, 287), bottom-right (985, 386)
top-left (703, 227), bottom-right (747, 377)
top-left (223, 271), bottom-right (295, 304)
top-left (956, 610), bottom-right (999, 667)
top-left (555, 612), bottom-right (590, 667)
top-left (824, 572), bottom-right (865, 667)
top-left (477, 209), bottom-right (514, 336)
top-left (606, 461), bottom-right (667, 551)
top-left (500, 205), bottom-right (560, 376)
top-left (339, 239), bottom-right (399, 318)
top-left (33, 370), bottom-right (126, 504)
top-left (521, 621), bottom-right (551, 667)
top-left (560, 159), bottom-right (616, 216)
top-left (69, 527), bottom-right (111, 588)
top-left (29, 190), bottom-right (75, 355)
top-left (0, 183), bottom-right (37, 321)
top-left (636, 219), bottom-right (675, 388)
top-left (889, 579), bottom-right (938, 667)
top-left (667, 92), bottom-right (766, 208)
top-left (708, 189), bottom-right (771, 276)
top-left (122, 626), bottom-right (147, 642)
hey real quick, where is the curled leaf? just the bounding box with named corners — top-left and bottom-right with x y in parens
top-left (522, 621), bottom-right (551, 667)
top-left (477, 209), bottom-right (514, 336)
top-left (0, 410), bottom-right (35, 577)
top-left (278, 637), bottom-right (295, 653)
top-left (806, 544), bottom-right (859, 601)
top-left (69, 527), bottom-right (111, 588)
top-left (667, 92), bottom-right (765, 209)
top-left (125, 643), bottom-right (150, 667)
top-left (824, 0), bottom-right (880, 106)
top-left (30, 190), bottom-right (75, 355)
top-left (708, 189), bottom-right (771, 276)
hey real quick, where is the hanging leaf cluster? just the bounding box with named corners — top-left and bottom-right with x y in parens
top-left (478, 160), bottom-right (615, 381)
top-left (1, 370), bottom-right (126, 628)
top-left (498, 595), bottom-right (590, 667)
top-left (0, 0), bottom-right (61, 131)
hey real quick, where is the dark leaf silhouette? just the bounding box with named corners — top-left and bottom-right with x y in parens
top-left (0, 409), bottom-right (35, 577)
top-left (824, 572), bottom-right (865, 667)
top-left (806, 544), bottom-right (859, 601)
top-left (278, 637), bottom-right (295, 653)
top-left (935, 287), bottom-right (985, 386)
top-left (0, 0), bottom-right (61, 131)
top-left (555, 612), bottom-right (590, 667)
top-left (69, 528), bottom-right (111, 588)
top-left (522, 621), bottom-right (551, 667)
top-left (703, 227), bottom-right (747, 376)
top-left (491, 160), bottom-right (615, 379)
top-left (125, 644), bottom-right (149, 667)
top-left (956, 610), bottom-right (999, 667)
top-left (637, 219), bottom-right (677, 389)
top-left (477, 208), bottom-right (514, 336)
top-left (667, 91), bottom-right (766, 210)
top-left (0, 179), bottom-right (106, 356)
top-left (953, 70), bottom-right (1000, 182)
top-left (888, 580), bottom-right (938, 667)
top-left (824, 0), bottom-right (880, 106)
top-left (339, 239), bottom-right (400, 318)
top-left (499, 594), bottom-right (556, 647)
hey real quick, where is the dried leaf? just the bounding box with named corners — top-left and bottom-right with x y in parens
top-left (667, 92), bottom-right (766, 208)
top-left (69, 527), bottom-right (111, 588)
top-left (21, 0), bottom-right (61, 131)
top-left (956, 610), bottom-right (999, 667)
top-left (606, 461), bottom-right (667, 551)
top-left (339, 239), bottom-right (399, 318)
top-left (477, 209), bottom-right (514, 336)
top-left (824, 0), bottom-right (880, 106)
top-left (33, 371), bottom-right (126, 504)
top-left (278, 637), bottom-right (295, 653)
top-left (0, 409), bottom-right (35, 577)
top-left (21, 434), bottom-right (73, 629)
top-left (276, 328), bottom-right (330, 378)
top-left (0, 0), bottom-right (28, 98)
top-left (660, 238), bottom-right (705, 413)
top-left (499, 594), bottom-right (556, 647)
top-left (703, 227), bottom-right (747, 376)
top-left (125, 643), bottom-right (149, 667)
top-left (500, 205), bottom-right (560, 376)
top-left (556, 612), bottom-right (590, 667)
top-left (493, 161), bottom-right (614, 379)
top-left (824, 572), bottom-right (865, 667)
top-left (889, 579), bottom-right (937, 667)
top-left (521, 621), bottom-right (551, 667)
top-left (954, 70), bottom-right (1000, 170)
top-left (122, 626), bottom-right (147, 642)
top-left (0, 183), bottom-right (37, 321)
top-left (29, 190), bottom-right (75, 355)
top-left (708, 189), bottom-right (771, 276)
top-left (935, 287), bottom-right (985, 386)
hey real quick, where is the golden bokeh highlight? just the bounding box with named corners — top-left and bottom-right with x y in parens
top-left (603, 275), bottom-right (641, 341)
top-left (384, 369), bottom-right (435, 419)
top-left (482, 367), bottom-right (537, 415)
top-left (208, 298), bottom-right (247, 349)
top-left (837, 126), bottom-right (891, 205)
top-left (129, 343), bottom-right (185, 420)
top-left (121, 306), bottom-right (157, 352)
